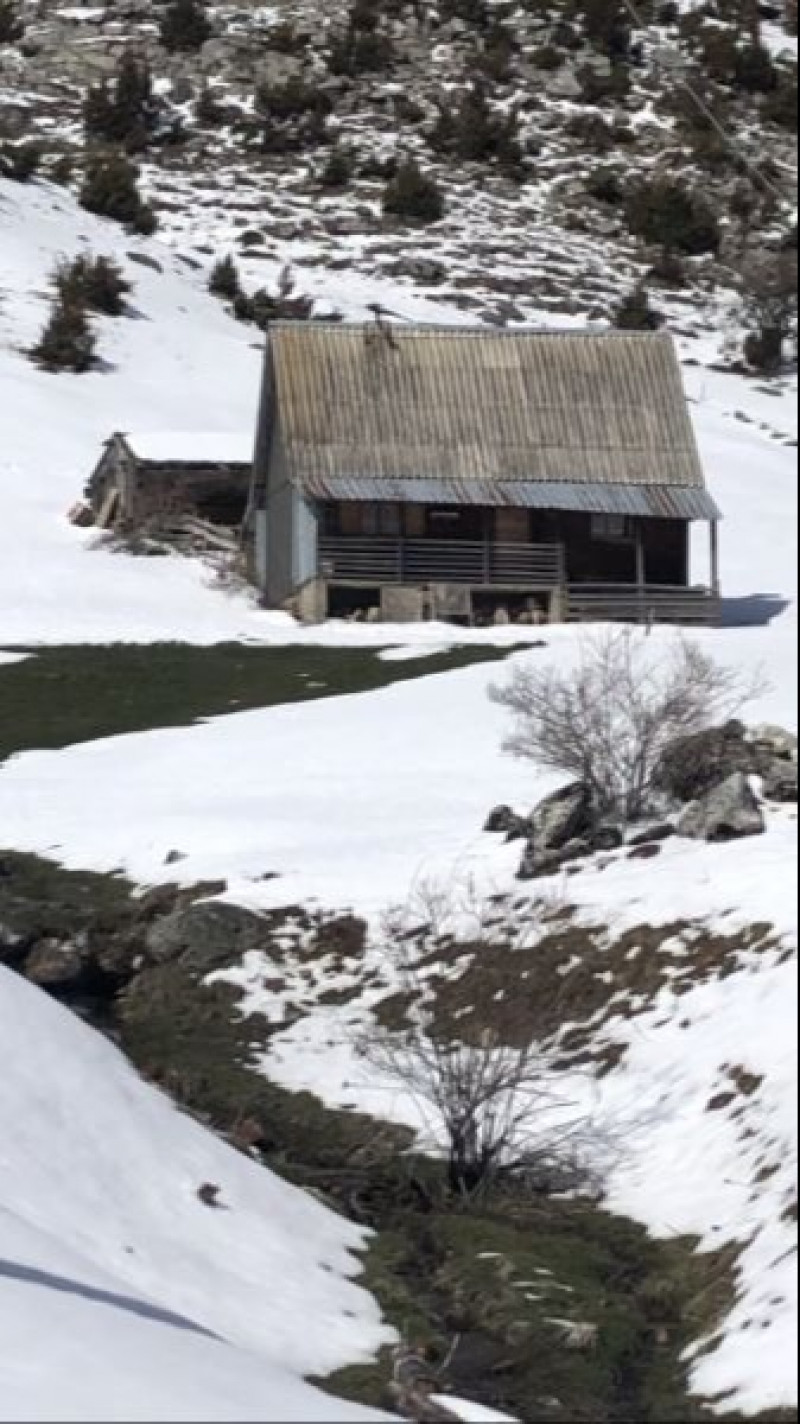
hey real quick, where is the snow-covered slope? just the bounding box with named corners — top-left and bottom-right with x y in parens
top-left (1, 175), bottom-right (797, 651)
top-left (0, 177), bottom-right (271, 645)
top-left (0, 965), bottom-right (391, 1422)
top-left (0, 175), bottom-right (797, 1419)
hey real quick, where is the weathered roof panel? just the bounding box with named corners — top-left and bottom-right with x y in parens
top-left (300, 476), bottom-right (721, 521)
top-left (266, 324), bottom-right (709, 498)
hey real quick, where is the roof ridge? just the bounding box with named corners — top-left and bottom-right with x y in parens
top-left (266, 322), bottom-right (672, 341)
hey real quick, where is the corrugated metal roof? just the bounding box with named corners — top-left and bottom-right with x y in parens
top-left (304, 477), bottom-right (721, 521)
top-left (266, 324), bottom-right (712, 504)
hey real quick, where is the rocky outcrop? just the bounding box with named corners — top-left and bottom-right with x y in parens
top-left (654, 720), bottom-right (797, 809)
top-left (652, 721), bottom-right (757, 803)
top-left (514, 782), bottom-right (595, 878)
top-left (529, 781), bottom-right (592, 854)
top-left (485, 719), bottom-right (797, 880)
top-left (677, 773), bottom-right (765, 843)
top-left (2, 0), bottom-right (794, 350)
top-left (144, 901), bottom-right (272, 971)
top-left (518, 836), bottom-right (591, 880)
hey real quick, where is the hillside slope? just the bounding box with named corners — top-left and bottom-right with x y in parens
top-left (0, 965), bottom-right (391, 1422)
top-left (2, 0), bottom-right (797, 340)
top-left (0, 137), bottom-right (796, 1423)
top-left (0, 173), bottom-right (797, 648)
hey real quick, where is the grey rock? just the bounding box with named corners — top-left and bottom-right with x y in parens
top-left (144, 901), bottom-right (269, 970)
top-left (25, 932), bottom-right (90, 989)
top-left (529, 780), bottom-right (592, 854)
top-left (398, 257), bottom-right (447, 286)
top-left (483, 804), bottom-right (527, 838)
top-left (543, 66), bottom-right (583, 100)
top-left (518, 836), bottom-right (590, 880)
top-left (677, 773), bottom-right (765, 843)
top-left (653, 722), bottom-right (756, 803)
top-left (760, 757), bottom-right (798, 803)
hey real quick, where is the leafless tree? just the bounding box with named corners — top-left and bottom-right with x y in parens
top-left (489, 629), bottom-right (757, 824)
top-left (740, 246), bottom-right (798, 374)
top-left (357, 885), bottom-right (609, 1200)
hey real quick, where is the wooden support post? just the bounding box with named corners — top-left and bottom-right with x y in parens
top-left (550, 542), bottom-right (568, 623)
top-left (634, 520), bottom-right (647, 624)
top-left (710, 520), bottom-right (720, 598)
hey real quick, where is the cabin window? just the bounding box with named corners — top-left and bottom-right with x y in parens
top-left (590, 514), bottom-right (633, 542)
top-left (362, 501), bottom-right (401, 537)
top-left (425, 506), bottom-right (484, 540)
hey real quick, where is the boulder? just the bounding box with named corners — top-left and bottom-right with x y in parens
top-left (543, 65), bottom-right (583, 100)
top-left (677, 773), bottom-right (765, 843)
top-left (483, 804), bottom-right (527, 838)
top-left (518, 837), bottom-right (590, 880)
top-left (760, 758), bottom-right (798, 804)
top-left (144, 901), bottom-right (269, 971)
top-left (25, 933), bottom-right (90, 989)
top-left (528, 781), bottom-right (592, 854)
top-left (653, 722), bottom-right (756, 803)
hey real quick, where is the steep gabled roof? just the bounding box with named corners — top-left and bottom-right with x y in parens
top-left (264, 324), bottom-right (719, 519)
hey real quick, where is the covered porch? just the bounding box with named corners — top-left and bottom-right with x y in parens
top-left (315, 499), bottom-right (720, 625)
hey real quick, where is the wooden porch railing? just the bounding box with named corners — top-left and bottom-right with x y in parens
top-left (566, 583), bottom-right (720, 626)
top-left (318, 536), bottom-right (565, 588)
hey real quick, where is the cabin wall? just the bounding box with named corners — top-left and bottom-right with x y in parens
top-left (124, 464), bottom-right (251, 524)
top-left (263, 434), bottom-right (320, 606)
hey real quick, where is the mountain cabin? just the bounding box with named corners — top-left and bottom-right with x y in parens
top-left (248, 322), bottom-right (721, 625)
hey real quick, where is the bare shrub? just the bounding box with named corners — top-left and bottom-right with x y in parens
top-left (358, 886), bottom-right (604, 1200)
top-left (740, 246), bottom-right (798, 373)
top-left (489, 630), bottom-right (756, 823)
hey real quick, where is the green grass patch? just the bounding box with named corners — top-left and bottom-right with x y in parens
top-left (326, 1202), bottom-right (738, 1422)
top-left (0, 641), bottom-right (523, 763)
